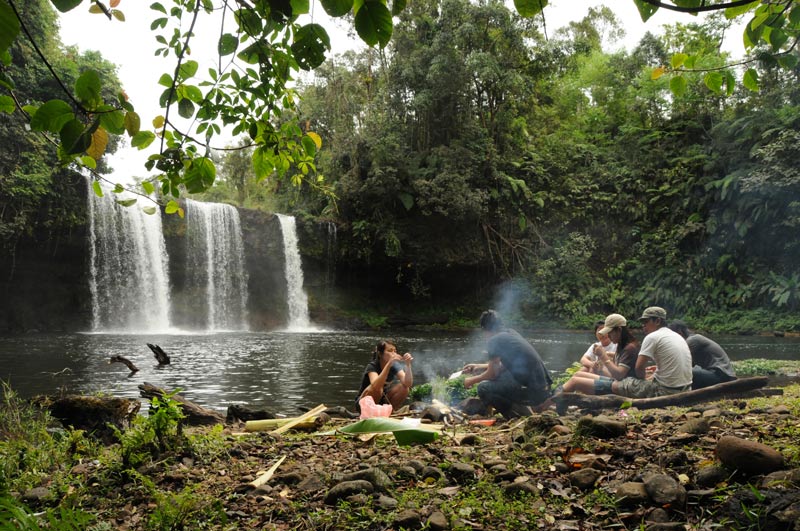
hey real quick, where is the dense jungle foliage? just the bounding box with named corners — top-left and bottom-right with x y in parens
top-left (3, 0), bottom-right (800, 332)
top-left (206, 1), bottom-right (800, 331)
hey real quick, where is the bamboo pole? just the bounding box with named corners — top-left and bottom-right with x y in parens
top-left (249, 455), bottom-right (287, 488)
top-left (244, 417), bottom-right (319, 432)
top-left (270, 404), bottom-right (327, 435)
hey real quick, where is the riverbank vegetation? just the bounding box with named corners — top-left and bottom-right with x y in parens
top-left (2, 369), bottom-right (800, 530)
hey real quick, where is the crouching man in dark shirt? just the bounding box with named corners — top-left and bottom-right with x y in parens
top-left (462, 310), bottom-right (552, 418)
top-left (668, 320), bottom-right (736, 389)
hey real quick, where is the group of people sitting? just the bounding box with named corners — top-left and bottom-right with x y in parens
top-left (354, 307), bottom-right (736, 418)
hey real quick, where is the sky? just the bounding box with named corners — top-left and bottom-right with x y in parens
top-left (55, 0), bottom-right (744, 179)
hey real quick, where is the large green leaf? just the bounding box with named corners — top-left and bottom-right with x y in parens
top-left (30, 99), bottom-right (75, 133)
top-left (50, 0), bottom-right (83, 13)
top-left (633, 0), bottom-right (658, 22)
top-left (178, 60), bottom-right (199, 80)
top-left (290, 0), bottom-right (309, 15)
top-left (0, 2), bottom-right (21, 52)
top-left (725, 1), bottom-right (758, 19)
top-left (338, 418), bottom-right (440, 446)
top-left (669, 75), bottom-right (687, 97)
top-left (743, 68), bottom-right (759, 91)
top-left (131, 130), bottom-right (156, 148)
top-left (513, 0), bottom-right (547, 19)
top-left (75, 70), bottom-right (101, 107)
top-left (291, 23), bottom-right (330, 70)
top-left (0, 94), bottom-right (14, 114)
top-left (218, 33), bottom-right (239, 56)
top-left (59, 118), bottom-right (91, 155)
top-left (184, 157), bottom-right (216, 193)
top-left (320, 0), bottom-right (353, 17)
top-left (354, 0), bottom-right (393, 48)
top-left (703, 71), bottom-right (724, 94)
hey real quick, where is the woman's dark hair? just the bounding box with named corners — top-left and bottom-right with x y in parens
top-left (479, 310), bottom-right (503, 332)
top-left (594, 320), bottom-right (605, 332)
top-left (616, 326), bottom-right (638, 352)
top-left (372, 340), bottom-right (395, 360)
top-left (668, 320), bottom-right (690, 339)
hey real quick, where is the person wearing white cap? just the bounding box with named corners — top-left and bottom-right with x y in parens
top-left (610, 306), bottom-right (693, 398)
top-left (557, 313), bottom-right (641, 395)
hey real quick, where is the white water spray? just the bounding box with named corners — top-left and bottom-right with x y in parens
top-left (87, 182), bottom-right (171, 332)
top-left (185, 200), bottom-right (249, 330)
top-left (276, 214), bottom-right (311, 330)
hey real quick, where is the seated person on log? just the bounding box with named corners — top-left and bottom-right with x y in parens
top-left (461, 310), bottom-right (553, 418)
top-left (668, 320), bottom-right (736, 389)
top-left (578, 320), bottom-right (618, 375)
top-left (355, 340), bottom-right (414, 413)
top-left (610, 306), bottom-right (693, 398)
top-left (558, 313), bottom-right (640, 395)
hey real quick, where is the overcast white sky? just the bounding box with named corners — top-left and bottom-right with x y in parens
top-left (55, 0), bottom-right (743, 178)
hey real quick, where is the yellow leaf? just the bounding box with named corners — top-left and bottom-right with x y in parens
top-left (87, 127), bottom-right (109, 160)
top-left (177, 207), bottom-right (185, 219)
top-left (307, 131), bottom-right (322, 149)
top-left (153, 115), bottom-right (165, 128)
top-left (651, 66), bottom-right (666, 80)
top-left (88, 4), bottom-right (103, 13)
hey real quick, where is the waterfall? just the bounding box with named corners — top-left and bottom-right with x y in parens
top-left (277, 214), bottom-right (311, 330)
top-left (324, 221), bottom-right (337, 295)
top-left (87, 183), bottom-right (172, 332)
top-left (185, 200), bottom-right (249, 331)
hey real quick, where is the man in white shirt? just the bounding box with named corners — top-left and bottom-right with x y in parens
top-left (611, 306), bottom-right (693, 398)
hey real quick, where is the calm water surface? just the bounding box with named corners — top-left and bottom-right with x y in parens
top-left (1, 330), bottom-right (798, 414)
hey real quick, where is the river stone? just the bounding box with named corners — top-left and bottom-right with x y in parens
top-left (503, 481), bottom-right (540, 496)
top-left (21, 487), bottom-right (51, 504)
top-left (646, 508), bottom-right (670, 522)
top-left (769, 404), bottom-right (791, 415)
top-left (716, 435), bottom-right (784, 474)
top-left (576, 415), bottom-right (627, 439)
top-left (427, 511), bottom-right (449, 531)
top-left (375, 494), bottom-right (398, 510)
top-left (676, 418), bottom-right (709, 435)
top-left (644, 474), bottom-right (686, 506)
top-left (421, 406), bottom-right (445, 422)
top-left (659, 450), bottom-right (688, 468)
top-left (761, 468), bottom-right (800, 489)
top-left (493, 470), bottom-right (519, 483)
top-left (323, 480), bottom-right (374, 505)
top-left (394, 509), bottom-right (422, 529)
top-left (459, 433), bottom-right (481, 446)
top-left (297, 474), bottom-right (325, 493)
top-left (457, 397), bottom-right (488, 416)
top-left (616, 482), bottom-right (649, 507)
top-left (695, 465), bottom-right (729, 488)
top-left (341, 467), bottom-right (393, 491)
top-left (407, 460), bottom-right (426, 473)
top-left (448, 462), bottom-right (477, 484)
top-left (422, 466), bottom-right (444, 482)
top-left (569, 468), bottom-right (603, 491)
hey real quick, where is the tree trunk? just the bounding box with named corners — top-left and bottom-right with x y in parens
top-left (138, 382), bottom-right (225, 426)
top-left (554, 376), bottom-right (773, 413)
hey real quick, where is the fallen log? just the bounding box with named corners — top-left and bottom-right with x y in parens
top-left (147, 343), bottom-right (171, 365)
top-left (109, 355), bottom-right (139, 374)
top-left (138, 382), bottom-right (224, 426)
top-left (554, 376), bottom-right (773, 413)
top-left (32, 395), bottom-right (140, 442)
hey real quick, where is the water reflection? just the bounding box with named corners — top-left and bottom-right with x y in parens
top-left (0, 330), bottom-right (797, 413)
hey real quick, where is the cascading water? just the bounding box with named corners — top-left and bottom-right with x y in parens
top-left (87, 182), bottom-right (172, 332)
top-left (185, 200), bottom-right (249, 331)
top-left (277, 214), bottom-right (311, 330)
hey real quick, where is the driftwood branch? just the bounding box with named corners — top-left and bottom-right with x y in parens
top-left (109, 355), bottom-right (139, 373)
top-left (147, 343), bottom-right (171, 365)
top-left (138, 382), bottom-right (225, 426)
top-left (554, 376), bottom-right (773, 413)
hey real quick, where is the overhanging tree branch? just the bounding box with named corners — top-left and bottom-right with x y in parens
top-left (638, 0), bottom-right (773, 13)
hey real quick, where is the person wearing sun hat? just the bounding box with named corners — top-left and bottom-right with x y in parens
top-left (557, 313), bottom-right (641, 396)
top-left (610, 306), bottom-right (693, 398)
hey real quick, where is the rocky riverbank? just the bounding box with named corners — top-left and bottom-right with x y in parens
top-left (8, 384), bottom-right (800, 531)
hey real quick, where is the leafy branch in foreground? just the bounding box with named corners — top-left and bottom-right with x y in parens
top-left (0, 0), bottom-right (797, 212)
